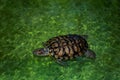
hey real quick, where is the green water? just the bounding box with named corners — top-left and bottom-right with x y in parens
top-left (0, 0), bottom-right (120, 80)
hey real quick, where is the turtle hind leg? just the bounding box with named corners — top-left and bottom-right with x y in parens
top-left (56, 59), bottom-right (68, 66)
top-left (85, 49), bottom-right (96, 59)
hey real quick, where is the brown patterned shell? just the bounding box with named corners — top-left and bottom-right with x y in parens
top-left (44, 34), bottom-right (88, 60)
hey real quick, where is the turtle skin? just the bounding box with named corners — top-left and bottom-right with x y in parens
top-left (33, 34), bottom-right (96, 65)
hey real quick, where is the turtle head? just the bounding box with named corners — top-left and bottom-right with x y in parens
top-left (33, 48), bottom-right (49, 56)
top-left (84, 49), bottom-right (96, 59)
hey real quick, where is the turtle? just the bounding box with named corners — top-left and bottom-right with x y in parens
top-left (33, 34), bottom-right (96, 65)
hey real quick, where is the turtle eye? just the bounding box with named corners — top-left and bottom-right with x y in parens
top-left (43, 48), bottom-right (49, 53)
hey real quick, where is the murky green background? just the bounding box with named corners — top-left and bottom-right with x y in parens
top-left (0, 0), bottom-right (120, 80)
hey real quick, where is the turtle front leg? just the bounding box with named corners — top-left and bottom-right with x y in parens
top-left (56, 59), bottom-right (68, 66)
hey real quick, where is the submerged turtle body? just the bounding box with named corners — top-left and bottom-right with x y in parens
top-left (33, 34), bottom-right (96, 65)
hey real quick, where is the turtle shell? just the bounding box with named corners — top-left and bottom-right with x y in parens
top-left (44, 34), bottom-right (88, 60)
